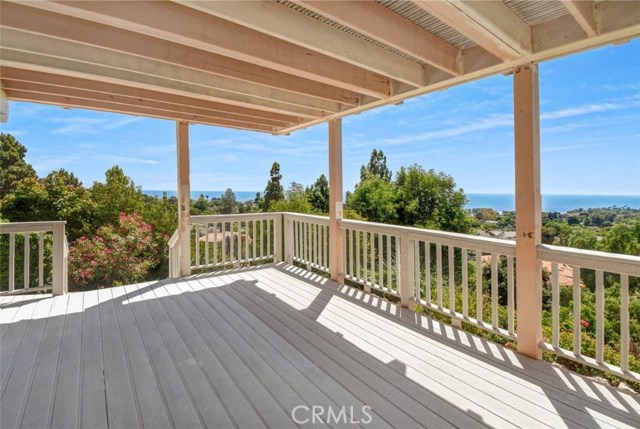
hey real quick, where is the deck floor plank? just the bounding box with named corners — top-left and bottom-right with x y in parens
top-left (255, 266), bottom-right (640, 429)
top-left (1, 264), bottom-right (638, 429)
top-left (0, 296), bottom-right (54, 429)
top-left (20, 295), bottom-right (68, 429)
top-left (127, 283), bottom-right (204, 429)
top-left (110, 284), bottom-right (173, 429)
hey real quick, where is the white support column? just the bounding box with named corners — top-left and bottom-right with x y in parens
top-left (328, 119), bottom-right (344, 283)
top-left (177, 121), bottom-right (191, 277)
top-left (514, 64), bottom-right (542, 359)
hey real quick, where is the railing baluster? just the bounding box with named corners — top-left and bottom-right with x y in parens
top-left (596, 269), bottom-right (604, 363)
top-left (370, 232), bottom-right (375, 286)
top-left (414, 240), bottom-right (420, 299)
top-left (552, 262), bottom-right (560, 348)
top-left (476, 249), bottom-right (482, 322)
top-left (356, 230), bottom-right (361, 282)
top-left (24, 233), bottom-right (30, 290)
top-left (387, 234), bottom-right (393, 292)
top-left (315, 224), bottom-right (320, 267)
top-left (205, 223), bottom-right (210, 266)
top-left (395, 236), bottom-right (400, 294)
top-left (620, 274), bottom-right (629, 372)
top-left (38, 232), bottom-right (44, 288)
top-left (462, 249), bottom-right (468, 318)
top-left (222, 222), bottom-right (227, 265)
top-left (244, 221), bottom-right (249, 262)
top-left (363, 232), bottom-right (368, 286)
top-left (9, 233), bottom-right (15, 292)
top-left (378, 233), bottom-right (383, 291)
top-left (507, 255), bottom-right (514, 336)
top-left (491, 253), bottom-right (498, 329)
top-left (436, 243), bottom-right (443, 308)
top-left (214, 222), bottom-right (219, 265)
top-left (448, 245), bottom-right (455, 313)
top-left (572, 266), bottom-right (581, 356)
top-left (252, 220), bottom-right (257, 260)
top-left (195, 224), bottom-right (200, 268)
top-left (323, 225), bottom-right (327, 269)
top-left (425, 242), bottom-right (431, 305)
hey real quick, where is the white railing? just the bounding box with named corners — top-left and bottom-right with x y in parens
top-left (0, 221), bottom-right (68, 295)
top-left (190, 213), bottom-right (281, 271)
top-left (341, 219), bottom-right (401, 296)
top-left (538, 244), bottom-right (640, 382)
top-left (284, 213), bottom-right (330, 273)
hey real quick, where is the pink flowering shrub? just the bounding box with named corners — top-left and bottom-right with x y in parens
top-left (69, 213), bottom-right (165, 288)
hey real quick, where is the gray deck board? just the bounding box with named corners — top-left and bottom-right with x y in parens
top-left (1, 263), bottom-right (638, 429)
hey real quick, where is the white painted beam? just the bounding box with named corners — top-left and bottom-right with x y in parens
top-left (412, 0), bottom-right (532, 60)
top-left (11, 0), bottom-right (391, 98)
top-left (6, 90), bottom-right (279, 133)
top-left (561, 0), bottom-right (597, 37)
top-left (296, 0), bottom-right (461, 76)
top-left (0, 83), bottom-right (7, 123)
top-left (0, 2), bottom-right (359, 106)
top-left (0, 66), bottom-right (302, 124)
top-left (513, 64), bottom-right (542, 360)
top-left (178, 0), bottom-right (426, 87)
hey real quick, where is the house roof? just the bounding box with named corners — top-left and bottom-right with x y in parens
top-left (1, 0), bottom-right (638, 134)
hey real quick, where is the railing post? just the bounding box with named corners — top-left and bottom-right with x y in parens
top-left (176, 121), bottom-right (191, 277)
top-left (328, 119), bottom-right (345, 283)
top-left (52, 222), bottom-right (67, 296)
top-left (283, 214), bottom-right (294, 264)
top-left (274, 214), bottom-right (283, 262)
top-left (514, 64), bottom-right (542, 359)
top-left (399, 231), bottom-right (415, 307)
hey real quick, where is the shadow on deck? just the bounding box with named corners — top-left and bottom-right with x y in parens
top-left (0, 263), bottom-right (638, 429)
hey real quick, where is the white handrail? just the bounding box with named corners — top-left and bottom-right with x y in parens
top-left (538, 244), bottom-right (640, 277)
top-left (0, 221), bottom-right (67, 295)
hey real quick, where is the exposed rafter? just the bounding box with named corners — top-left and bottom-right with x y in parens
top-left (561, 1), bottom-right (597, 37)
top-left (11, 0), bottom-right (391, 99)
top-left (0, 67), bottom-right (303, 125)
top-left (411, 0), bottom-right (532, 60)
top-left (0, 2), bottom-right (359, 107)
top-left (178, 0), bottom-right (426, 87)
top-left (294, 0), bottom-right (461, 76)
top-left (5, 90), bottom-right (279, 133)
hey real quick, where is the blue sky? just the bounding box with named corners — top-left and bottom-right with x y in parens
top-left (2, 39), bottom-right (639, 196)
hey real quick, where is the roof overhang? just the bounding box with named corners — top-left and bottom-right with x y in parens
top-left (1, 0), bottom-right (638, 134)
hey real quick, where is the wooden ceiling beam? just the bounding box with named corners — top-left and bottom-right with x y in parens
top-left (178, 0), bottom-right (426, 87)
top-left (0, 67), bottom-right (303, 124)
top-left (411, 0), bottom-right (532, 60)
top-left (5, 90), bottom-right (280, 133)
top-left (10, 0), bottom-right (391, 99)
top-left (3, 81), bottom-right (295, 128)
top-left (294, 0), bottom-right (461, 76)
top-left (561, 1), bottom-right (597, 37)
top-left (0, 28), bottom-right (342, 115)
top-left (0, 2), bottom-right (359, 106)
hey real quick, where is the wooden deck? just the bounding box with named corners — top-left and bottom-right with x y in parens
top-left (1, 264), bottom-right (638, 429)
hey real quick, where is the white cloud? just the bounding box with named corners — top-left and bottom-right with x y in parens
top-left (104, 155), bottom-right (158, 165)
top-left (50, 115), bottom-right (144, 135)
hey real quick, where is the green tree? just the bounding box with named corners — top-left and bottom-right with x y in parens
top-left (263, 162), bottom-right (284, 210)
top-left (90, 166), bottom-right (145, 228)
top-left (599, 219), bottom-right (640, 255)
top-left (360, 149), bottom-right (392, 182)
top-left (219, 188), bottom-right (237, 214)
top-left (192, 194), bottom-right (209, 215)
top-left (346, 177), bottom-right (397, 224)
top-left (269, 182), bottom-right (315, 214)
top-left (306, 173), bottom-right (329, 213)
top-left (254, 192), bottom-right (264, 211)
top-left (0, 133), bottom-right (37, 200)
top-left (567, 227), bottom-right (597, 250)
top-left (395, 165), bottom-right (471, 233)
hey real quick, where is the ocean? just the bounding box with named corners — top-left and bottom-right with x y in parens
top-left (143, 190), bottom-right (640, 213)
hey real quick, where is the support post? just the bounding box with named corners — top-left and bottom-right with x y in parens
top-left (514, 64), bottom-right (542, 359)
top-left (328, 119), bottom-right (344, 283)
top-left (52, 222), bottom-right (67, 295)
top-left (283, 214), bottom-right (294, 264)
top-left (177, 121), bottom-right (191, 277)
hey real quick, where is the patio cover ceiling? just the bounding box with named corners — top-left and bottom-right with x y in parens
top-left (1, 0), bottom-right (639, 134)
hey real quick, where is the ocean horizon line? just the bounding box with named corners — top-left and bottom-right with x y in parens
top-left (142, 190), bottom-right (640, 213)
